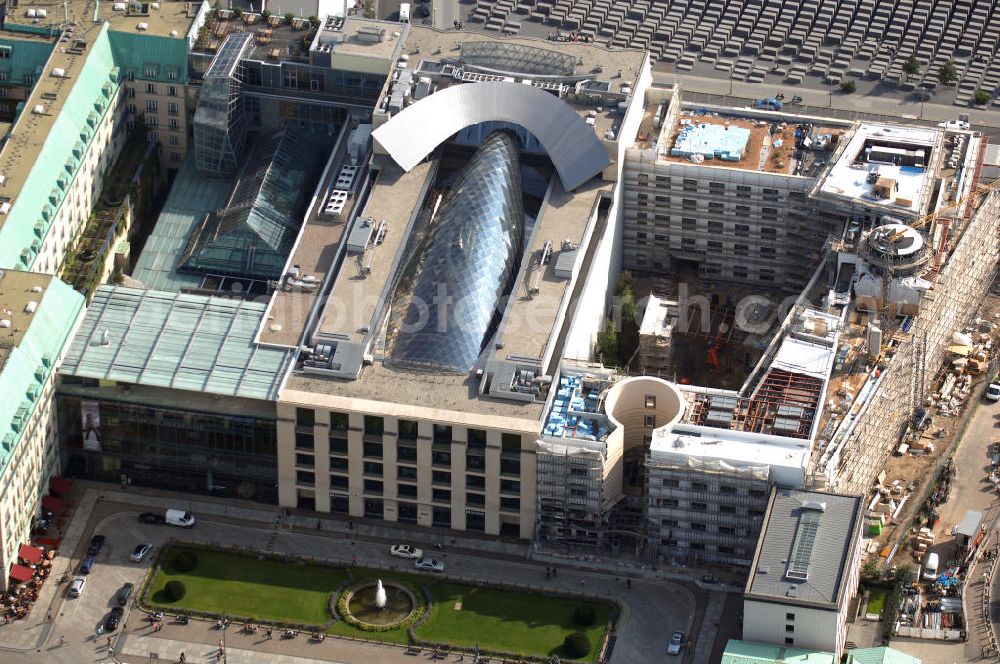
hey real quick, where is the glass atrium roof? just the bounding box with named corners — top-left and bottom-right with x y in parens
top-left (179, 128), bottom-right (331, 281)
top-left (387, 132), bottom-right (525, 374)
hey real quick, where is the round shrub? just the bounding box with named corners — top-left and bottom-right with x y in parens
top-left (572, 605), bottom-right (596, 627)
top-left (173, 551), bottom-right (198, 573)
top-left (563, 631), bottom-right (590, 659)
top-left (164, 580), bottom-right (186, 602)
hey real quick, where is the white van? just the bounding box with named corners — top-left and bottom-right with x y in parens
top-left (399, 2), bottom-right (410, 23)
top-left (165, 509), bottom-right (196, 528)
top-left (922, 552), bottom-right (939, 580)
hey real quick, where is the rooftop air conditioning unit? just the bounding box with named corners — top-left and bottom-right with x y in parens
top-left (32, 104), bottom-right (45, 115)
top-left (136, 22), bottom-right (148, 30)
top-left (51, 68), bottom-right (66, 78)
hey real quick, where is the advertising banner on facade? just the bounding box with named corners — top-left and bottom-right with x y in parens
top-left (81, 401), bottom-right (102, 452)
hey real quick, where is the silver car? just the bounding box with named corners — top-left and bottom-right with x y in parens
top-left (69, 575), bottom-right (87, 598)
top-left (130, 543), bottom-right (152, 562)
top-left (390, 544), bottom-right (423, 559)
top-left (667, 630), bottom-right (685, 655)
top-left (414, 557), bottom-right (445, 573)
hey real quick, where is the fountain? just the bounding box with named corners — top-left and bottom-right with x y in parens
top-left (342, 580), bottom-right (418, 627)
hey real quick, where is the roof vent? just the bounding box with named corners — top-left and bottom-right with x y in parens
top-left (30, 286), bottom-right (42, 293)
top-left (0, 320), bottom-right (10, 328)
top-left (802, 500), bottom-right (827, 512)
top-left (170, 30), bottom-right (178, 37)
top-left (786, 586), bottom-right (798, 597)
top-left (32, 104), bottom-right (45, 115)
top-left (0, 201), bottom-right (10, 214)
top-left (136, 22), bottom-right (148, 30)
top-left (51, 68), bottom-right (66, 78)
top-left (24, 301), bottom-right (37, 314)
top-left (101, 329), bottom-right (110, 346)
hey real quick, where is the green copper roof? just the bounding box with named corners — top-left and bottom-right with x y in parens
top-left (60, 286), bottom-right (294, 401)
top-left (847, 647), bottom-right (921, 664)
top-left (721, 640), bottom-right (836, 664)
top-left (108, 30), bottom-right (188, 84)
top-left (0, 23), bottom-right (120, 270)
top-left (0, 37), bottom-right (55, 87)
top-left (0, 274), bottom-right (84, 473)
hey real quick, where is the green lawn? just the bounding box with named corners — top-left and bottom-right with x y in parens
top-left (147, 547), bottom-right (347, 625)
top-left (866, 588), bottom-right (889, 616)
top-left (146, 546), bottom-right (613, 661)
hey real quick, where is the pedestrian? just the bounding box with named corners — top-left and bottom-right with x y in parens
top-left (552, 567), bottom-right (557, 577)
top-left (352, 553), bottom-right (358, 564)
top-left (108, 646), bottom-right (114, 657)
top-left (107, 635), bottom-right (112, 647)
top-left (266, 628), bottom-right (273, 639)
top-left (316, 518), bottom-right (321, 530)
top-left (180, 652), bottom-right (186, 663)
top-left (58, 635), bottom-right (65, 647)
top-left (626, 578), bottom-right (632, 590)
top-left (46, 612), bottom-right (52, 622)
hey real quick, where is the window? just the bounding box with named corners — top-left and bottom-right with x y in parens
top-left (433, 488), bottom-right (451, 503)
top-left (645, 395), bottom-right (656, 408)
top-left (0, 72), bottom-right (7, 82)
top-left (785, 638), bottom-right (794, 646)
top-left (500, 497), bottom-right (520, 511)
top-left (759, 269), bottom-right (775, 282)
top-left (0, 47), bottom-right (10, 59)
top-left (168, 134), bottom-right (179, 146)
top-left (707, 220), bottom-right (723, 232)
top-left (167, 85), bottom-right (177, 97)
top-left (363, 441), bottom-right (383, 458)
top-left (330, 412), bottom-right (349, 431)
top-left (690, 542), bottom-right (705, 551)
top-left (146, 116), bottom-right (158, 128)
top-left (398, 484), bottom-right (417, 498)
top-left (707, 240), bottom-right (723, 250)
top-left (466, 492), bottom-right (485, 506)
top-left (168, 102), bottom-right (178, 116)
top-left (733, 267), bottom-right (748, 279)
top-left (719, 485), bottom-right (736, 496)
top-left (691, 523), bottom-right (706, 531)
top-left (682, 199), bottom-right (697, 210)
top-left (397, 445), bottom-right (417, 462)
top-left (786, 613), bottom-right (795, 621)
top-left (296, 470), bottom-right (314, 486)
top-left (500, 457), bottom-right (520, 476)
top-left (691, 482), bottom-right (707, 491)
top-left (432, 449), bottom-right (451, 467)
top-left (144, 67), bottom-right (157, 78)
top-left (363, 461), bottom-right (382, 476)
top-left (690, 501), bottom-right (707, 511)
top-left (433, 424), bottom-right (453, 444)
top-left (170, 151), bottom-right (181, 163)
top-left (364, 415), bottom-right (383, 436)
top-left (736, 184), bottom-right (752, 196)
top-left (329, 437), bottom-right (348, 454)
top-left (432, 470), bottom-right (450, 486)
top-left (294, 432), bottom-right (314, 451)
top-left (500, 479), bottom-right (520, 494)
top-left (734, 223), bottom-right (750, 236)
top-left (681, 238), bottom-right (696, 248)
top-left (734, 244), bottom-right (749, 256)
top-left (145, 82), bottom-right (156, 94)
top-left (644, 415), bottom-right (656, 428)
top-left (681, 217), bottom-right (697, 229)
top-left (295, 453), bottom-right (314, 467)
top-left (719, 526), bottom-right (735, 535)
top-left (398, 419), bottom-right (418, 440)
top-left (296, 408), bottom-right (315, 427)
top-left (330, 474), bottom-right (348, 489)
top-left (501, 433), bottom-right (520, 452)
top-left (398, 465), bottom-right (418, 480)
top-left (719, 504), bottom-right (736, 514)
top-left (467, 429), bottom-right (486, 448)
top-left (760, 246), bottom-right (776, 257)
top-left (364, 479), bottom-right (383, 494)
top-left (663, 478), bottom-right (679, 487)
top-left (466, 475), bottom-right (486, 489)
top-left (329, 456), bottom-right (349, 471)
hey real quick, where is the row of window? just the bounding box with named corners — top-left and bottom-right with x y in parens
top-left (295, 408), bottom-right (522, 451)
top-left (654, 498), bottom-right (766, 517)
top-left (661, 478), bottom-right (769, 497)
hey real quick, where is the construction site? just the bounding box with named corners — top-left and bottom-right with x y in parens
top-left (536, 84), bottom-right (1000, 581)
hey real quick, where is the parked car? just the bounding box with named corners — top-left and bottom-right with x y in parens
top-left (414, 557), bottom-right (445, 573)
top-left (165, 509), bottom-right (196, 528)
top-left (667, 630), bottom-right (685, 655)
top-left (138, 512), bottom-right (166, 525)
top-left (390, 544), bottom-right (423, 559)
top-left (80, 554), bottom-right (96, 575)
top-left (753, 97), bottom-right (783, 110)
top-left (938, 119), bottom-right (971, 130)
top-left (68, 576), bottom-right (87, 598)
top-left (130, 543), bottom-right (152, 562)
top-left (87, 534), bottom-right (106, 556)
top-left (985, 383), bottom-right (1000, 402)
top-left (104, 606), bottom-right (124, 632)
top-left (116, 582), bottom-right (134, 606)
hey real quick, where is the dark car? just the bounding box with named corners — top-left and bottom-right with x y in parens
top-left (79, 554), bottom-right (96, 575)
top-left (87, 534), bottom-right (106, 556)
top-left (138, 512), bottom-right (166, 525)
top-left (116, 583), bottom-right (134, 606)
top-left (104, 606), bottom-right (124, 632)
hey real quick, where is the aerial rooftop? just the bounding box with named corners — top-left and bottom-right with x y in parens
top-left (817, 123), bottom-right (942, 215)
top-left (746, 488), bottom-right (863, 608)
top-left (0, 270), bottom-right (55, 371)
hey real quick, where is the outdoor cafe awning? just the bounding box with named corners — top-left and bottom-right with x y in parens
top-left (41, 495), bottom-right (64, 513)
top-left (49, 476), bottom-right (72, 496)
top-left (8, 564), bottom-right (32, 584)
top-left (17, 544), bottom-right (43, 565)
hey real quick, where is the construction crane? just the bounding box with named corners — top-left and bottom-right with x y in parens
top-left (889, 176), bottom-right (1000, 240)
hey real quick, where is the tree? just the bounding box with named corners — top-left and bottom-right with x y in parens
top-left (902, 55), bottom-right (921, 81)
top-left (308, 15), bottom-right (320, 27)
top-left (974, 89), bottom-right (992, 105)
top-left (939, 59), bottom-right (958, 86)
top-left (597, 319), bottom-right (618, 363)
top-left (860, 560), bottom-right (880, 583)
top-left (840, 79), bottom-right (857, 93)
top-left (562, 632), bottom-right (590, 659)
top-left (231, 6), bottom-right (242, 18)
top-left (164, 580), bottom-right (186, 602)
top-left (261, 9), bottom-right (271, 19)
top-left (572, 605), bottom-right (597, 627)
top-left (284, 12), bottom-right (294, 24)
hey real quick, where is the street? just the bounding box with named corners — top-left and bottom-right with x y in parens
top-left (0, 485), bottom-right (704, 664)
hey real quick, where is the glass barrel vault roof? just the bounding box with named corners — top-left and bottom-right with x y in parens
top-left (387, 132), bottom-right (525, 374)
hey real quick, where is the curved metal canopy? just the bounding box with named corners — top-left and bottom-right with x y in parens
top-left (372, 81), bottom-right (610, 191)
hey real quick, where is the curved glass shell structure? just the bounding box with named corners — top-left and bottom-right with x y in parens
top-left (387, 132), bottom-right (525, 373)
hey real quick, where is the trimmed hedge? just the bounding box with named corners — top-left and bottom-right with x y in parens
top-left (563, 631), bottom-right (590, 658)
top-left (335, 581), bottom-right (425, 633)
top-left (173, 550), bottom-right (198, 573)
top-left (164, 580), bottom-right (186, 602)
top-left (572, 605), bottom-right (596, 627)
